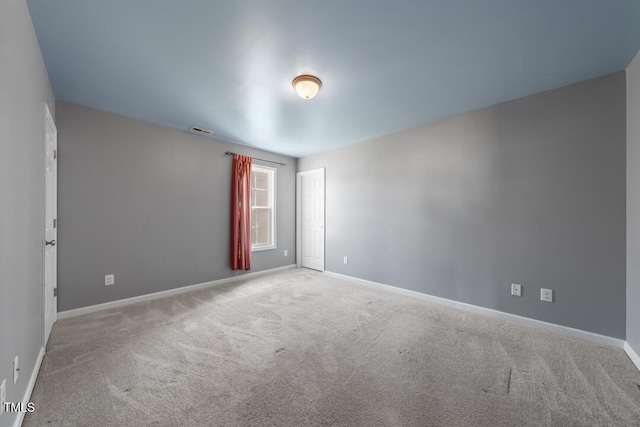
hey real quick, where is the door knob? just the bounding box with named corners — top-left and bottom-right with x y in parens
top-left (45, 240), bottom-right (56, 247)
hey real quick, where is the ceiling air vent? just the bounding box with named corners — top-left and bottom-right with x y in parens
top-left (188, 126), bottom-right (214, 136)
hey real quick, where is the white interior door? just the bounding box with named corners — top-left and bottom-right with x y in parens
top-left (298, 169), bottom-right (325, 271)
top-left (44, 103), bottom-right (57, 345)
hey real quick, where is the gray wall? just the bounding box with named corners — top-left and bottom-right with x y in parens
top-left (0, 1), bottom-right (55, 427)
top-left (628, 53), bottom-right (640, 352)
top-left (299, 72), bottom-right (626, 338)
top-left (56, 101), bottom-right (296, 311)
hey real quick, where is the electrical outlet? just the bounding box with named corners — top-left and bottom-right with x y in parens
top-left (1, 379), bottom-right (5, 416)
top-left (105, 274), bottom-right (115, 286)
top-left (13, 356), bottom-right (18, 385)
top-left (511, 284), bottom-right (522, 297)
top-left (343, 256), bottom-right (348, 264)
top-left (284, 250), bottom-right (288, 257)
top-left (540, 288), bottom-right (553, 302)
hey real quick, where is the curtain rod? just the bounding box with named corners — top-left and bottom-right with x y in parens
top-left (224, 151), bottom-right (287, 166)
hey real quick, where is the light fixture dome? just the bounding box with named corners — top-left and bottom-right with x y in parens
top-left (292, 75), bottom-right (322, 99)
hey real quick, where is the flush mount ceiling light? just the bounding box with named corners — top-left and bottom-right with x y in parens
top-left (292, 75), bottom-right (322, 99)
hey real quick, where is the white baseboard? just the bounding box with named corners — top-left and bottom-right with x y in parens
top-left (58, 265), bottom-right (296, 319)
top-left (13, 346), bottom-right (45, 427)
top-left (624, 342), bottom-right (640, 372)
top-left (324, 271), bottom-right (625, 350)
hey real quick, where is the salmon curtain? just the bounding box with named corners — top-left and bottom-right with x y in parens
top-left (230, 154), bottom-right (252, 270)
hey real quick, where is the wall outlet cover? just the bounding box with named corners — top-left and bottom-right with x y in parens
top-left (105, 274), bottom-right (115, 286)
top-left (511, 283), bottom-right (522, 297)
top-left (541, 288), bottom-right (553, 302)
top-left (13, 356), bottom-right (18, 385)
top-left (343, 256), bottom-right (348, 264)
top-left (284, 250), bottom-right (288, 257)
top-left (0, 379), bottom-right (5, 415)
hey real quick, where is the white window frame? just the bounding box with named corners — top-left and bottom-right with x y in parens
top-left (251, 164), bottom-right (277, 251)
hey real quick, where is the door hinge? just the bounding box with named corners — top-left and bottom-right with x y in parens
top-left (53, 149), bottom-right (57, 160)
top-left (53, 219), bottom-right (57, 229)
top-left (53, 288), bottom-right (57, 297)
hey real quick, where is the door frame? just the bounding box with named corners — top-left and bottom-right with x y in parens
top-left (42, 102), bottom-right (57, 347)
top-left (296, 168), bottom-right (326, 271)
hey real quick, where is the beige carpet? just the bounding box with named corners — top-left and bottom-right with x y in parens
top-left (25, 268), bottom-right (640, 426)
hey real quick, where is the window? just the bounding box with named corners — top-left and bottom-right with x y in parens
top-left (251, 164), bottom-right (276, 251)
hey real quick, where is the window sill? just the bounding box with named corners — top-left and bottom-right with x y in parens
top-left (252, 246), bottom-right (276, 252)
